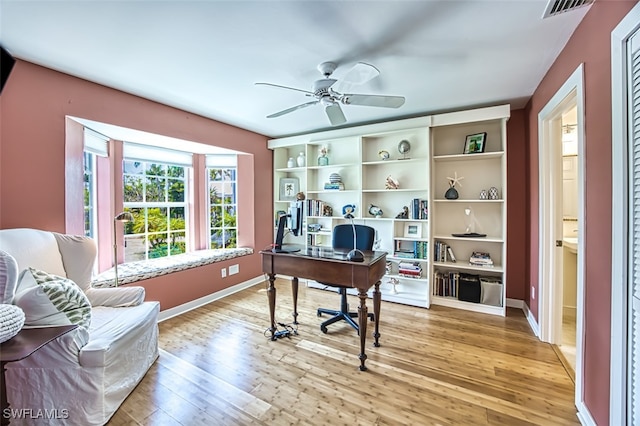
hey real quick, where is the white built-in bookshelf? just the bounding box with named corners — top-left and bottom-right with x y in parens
top-left (268, 104), bottom-right (509, 316)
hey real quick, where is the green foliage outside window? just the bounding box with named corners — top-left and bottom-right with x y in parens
top-left (123, 161), bottom-right (187, 260)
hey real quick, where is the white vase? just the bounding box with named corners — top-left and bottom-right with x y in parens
top-left (296, 152), bottom-right (305, 167)
top-left (287, 157), bottom-right (295, 168)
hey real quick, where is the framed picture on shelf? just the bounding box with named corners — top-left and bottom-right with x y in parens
top-left (279, 177), bottom-right (299, 201)
top-left (463, 132), bottom-right (487, 154)
top-left (404, 222), bottom-right (422, 238)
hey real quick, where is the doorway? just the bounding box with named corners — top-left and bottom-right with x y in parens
top-left (538, 64), bottom-right (585, 409)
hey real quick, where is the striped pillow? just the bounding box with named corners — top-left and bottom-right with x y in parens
top-left (13, 267), bottom-right (91, 329)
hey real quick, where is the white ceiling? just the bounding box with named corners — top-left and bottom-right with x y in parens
top-left (0, 1), bottom-right (590, 140)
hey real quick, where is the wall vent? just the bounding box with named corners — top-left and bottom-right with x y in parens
top-left (542, 0), bottom-right (595, 19)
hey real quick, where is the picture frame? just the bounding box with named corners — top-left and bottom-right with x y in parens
top-left (404, 222), bottom-right (422, 239)
top-left (279, 177), bottom-right (299, 201)
top-left (463, 132), bottom-right (487, 154)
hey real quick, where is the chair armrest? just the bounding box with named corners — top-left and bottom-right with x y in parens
top-left (85, 286), bottom-right (145, 307)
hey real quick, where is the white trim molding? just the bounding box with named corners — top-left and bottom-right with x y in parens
top-left (610, 3), bottom-right (640, 425)
top-left (158, 275), bottom-right (264, 322)
top-left (538, 63), bottom-right (586, 415)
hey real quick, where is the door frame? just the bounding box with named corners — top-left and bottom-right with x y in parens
top-left (611, 3), bottom-right (640, 424)
top-left (538, 64), bottom-right (586, 410)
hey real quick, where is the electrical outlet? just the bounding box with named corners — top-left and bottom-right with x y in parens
top-left (221, 268), bottom-right (227, 278)
top-left (229, 264), bottom-right (239, 275)
top-left (531, 285), bottom-right (535, 299)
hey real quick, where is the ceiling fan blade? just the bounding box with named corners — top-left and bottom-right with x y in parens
top-left (255, 82), bottom-right (313, 96)
top-left (342, 94), bottom-right (405, 108)
top-left (266, 101), bottom-right (318, 118)
top-left (325, 103), bottom-right (346, 126)
top-left (340, 62), bottom-right (380, 86)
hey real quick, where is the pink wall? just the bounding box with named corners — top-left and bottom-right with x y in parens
top-left (525, 1), bottom-right (637, 423)
top-left (506, 110), bottom-right (528, 300)
top-left (0, 60), bottom-right (273, 311)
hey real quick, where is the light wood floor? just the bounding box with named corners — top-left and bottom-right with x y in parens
top-left (107, 279), bottom-right (578, 425)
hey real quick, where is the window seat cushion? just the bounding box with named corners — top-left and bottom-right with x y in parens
top-left (92, 248), bottom-right (253, 288)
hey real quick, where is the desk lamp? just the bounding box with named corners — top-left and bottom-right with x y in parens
top-left (113, 211), bottom-right (133, 287)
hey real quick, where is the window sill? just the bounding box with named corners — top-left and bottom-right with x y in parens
top-left (92, 247), bottom-right (254, 288)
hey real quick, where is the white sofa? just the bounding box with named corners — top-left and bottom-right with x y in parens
top-left (0, 228), bottom-right (160, 425)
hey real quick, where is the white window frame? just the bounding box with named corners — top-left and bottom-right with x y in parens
top-left (207, 155), bottom-right (238, 249)
top-left (122, 158), bottom-right (190, 261)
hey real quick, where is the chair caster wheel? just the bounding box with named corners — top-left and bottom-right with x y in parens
top-left (321, 326), bottom-right (328, 334)
top-left (317, 312), bottom-right (322, 317)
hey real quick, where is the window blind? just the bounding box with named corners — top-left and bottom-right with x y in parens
top-left (123, 142), bottom-right (193, 167)
top-left (83, 128), bottom-right (108, 157)
top-left (206, 154), bottom-right (237, 168)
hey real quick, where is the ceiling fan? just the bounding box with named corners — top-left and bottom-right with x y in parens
top-left (256, 62), bottom-right (405, 126)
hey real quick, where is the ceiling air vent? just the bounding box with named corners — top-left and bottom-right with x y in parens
top-left (542, 0), bottom-right (595, 18)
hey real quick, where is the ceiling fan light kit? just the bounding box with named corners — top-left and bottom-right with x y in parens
top-left (257, 61), bottom-right (405, 126)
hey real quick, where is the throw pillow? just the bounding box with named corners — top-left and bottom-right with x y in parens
top-left (13, 267), bottom-right (92, 329)
top-left (0, 251), bottom-right (19, 304)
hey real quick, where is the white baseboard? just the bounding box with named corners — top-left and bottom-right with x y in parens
top-left (158, 275), bottom-right (264, 322)
top-left (523, 302), bottom-right (540, 338)
top-left (506, 297), bottom-right (523, 309)
top-left (576, 400), bottom-right (596, 426)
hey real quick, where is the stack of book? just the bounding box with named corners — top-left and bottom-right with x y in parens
top-left (398, 261), bottom-right (422, 279)
top-left (469, 251), bottom-right (494, 267)
top-left (323, 182), bottom-right (345, 191)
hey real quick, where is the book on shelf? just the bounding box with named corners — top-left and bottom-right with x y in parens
top-left (469, 251), bottom-right (493, 266)
top-left (398, 261), bottom-right (421, 270)
top-left (447, 246), bottom-right (457, 262)
top-left (433, 270), bottom-right (459, 298)
top-left (409, 198), bottom-right (428, 220)
top-left (434, 240), bottom-right (456, 263)
top-left (394, 251), bottom-right (417, 259)
top-left (395, 239), bottom-right (428, 259)
top-left (323, 182), bottom-right (345, 190)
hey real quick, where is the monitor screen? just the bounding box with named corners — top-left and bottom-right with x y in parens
top-left (287, 201), bottom-right (303, 237)
top-left (272, 201), bottom-right (303, 253)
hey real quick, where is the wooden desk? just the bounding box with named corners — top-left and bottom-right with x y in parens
top-left (1, 325), bottom-right (78, 425)
top-left (260, 246), bottom-right (387, 371)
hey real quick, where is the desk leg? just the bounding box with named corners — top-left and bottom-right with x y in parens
top-left (291, 277), bottom-right (299, 325)
top-left (357, 290), bottom-right (368, 371)
top-left (373, 280), bottom-right (381, 347)
top-left (267, 273), bottom-right (277, 340)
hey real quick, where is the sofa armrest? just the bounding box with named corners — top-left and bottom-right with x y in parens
top-left (85, 286), bottom-right (145, 307)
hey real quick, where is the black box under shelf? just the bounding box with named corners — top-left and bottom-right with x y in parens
top-left (458, 273), bottom-right (481, 303)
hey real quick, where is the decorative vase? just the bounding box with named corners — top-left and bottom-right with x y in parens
top-left (445, 187), bottom-right (459, 200)
top-left (488, 187), bottom-right (499, 200)
top-left (296, 152), bottom-right (305, 167)
top-left (287, 157), bottom-right (295, 168)
top-left (479, 189), bottom-right (488, 200)
top-left (318, 155), bottom-right (329, 166)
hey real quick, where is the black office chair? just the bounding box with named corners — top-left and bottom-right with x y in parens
top-left (317, 224), bottom-right (375, 334)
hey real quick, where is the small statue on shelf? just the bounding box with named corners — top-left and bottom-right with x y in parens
top-left (322, 205), bottom-right (333, 217)
top-left (395, 206), bottom-right (409, 219)
top-left (444, 171), bottom-right (464, 200)
top-left (296, 191), bottom-right (305, 201)
top-left (387, 277), bottom-right (400, 294)
top-left (342, 204), bottom-right (356, 219)
top-left (368, 204), bottom-right (383, 218)
top-left (385, 175), bottom-right (400, 189)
